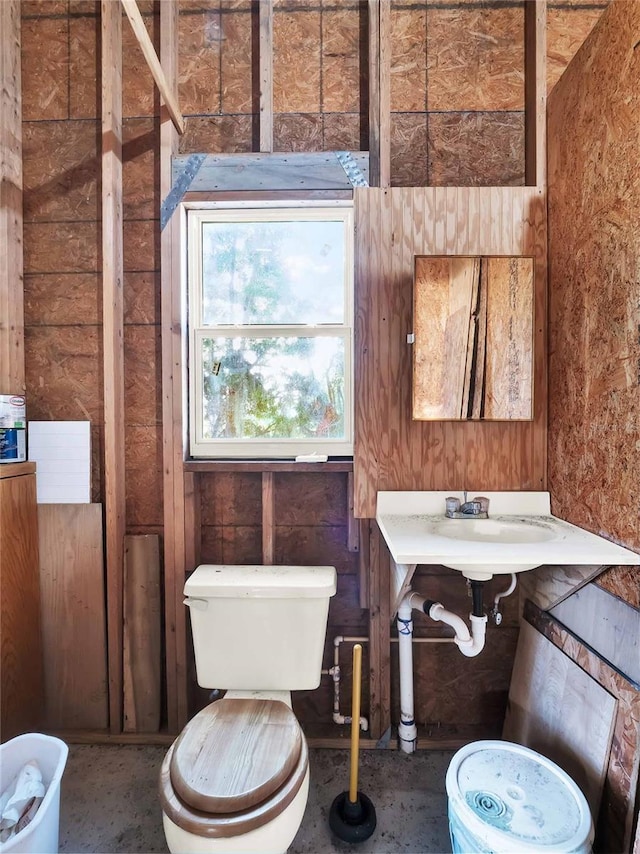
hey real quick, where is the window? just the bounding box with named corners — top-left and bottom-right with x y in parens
top-left (187, 202), bottom-right (354, 458)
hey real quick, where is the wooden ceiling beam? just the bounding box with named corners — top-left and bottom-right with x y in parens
top-left (120, 0), bottom-right (185, 135)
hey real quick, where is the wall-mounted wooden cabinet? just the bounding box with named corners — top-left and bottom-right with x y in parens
top-left (0, 462), bottom-right (44, 740)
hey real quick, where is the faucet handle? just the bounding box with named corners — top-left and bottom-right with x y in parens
top-left (473, 496), bottom-right (490, 513)
top-left (445, 496), bottom-right (461, 515)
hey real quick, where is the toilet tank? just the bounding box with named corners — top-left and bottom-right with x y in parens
top-left (184, 565), bottom-right (337, 690)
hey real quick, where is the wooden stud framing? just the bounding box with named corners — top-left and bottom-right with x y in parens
top-left (120, 0), bottom-right (185, 135)
top-left (525, 0), bottom-right (547, 188)
top-left (261, 472), bottom-right (275, 564)
top-left (0, 0), bottom-right (24, 393)
top-left (358, 520), bottom-right (370, 610)
top-left (101, 0), bottom-right (126, 734)
top-left (346, 472), bottom-right (360, 553)
top-left (160, 0), bottom-right (188, 734)
top-left (367, 522), bottom-right (391, 740)
top-left (259, 0), bottom-right (274, 153)
top-left (184, 472), bottom-right (201, 574)
top-left (368, 0), bottom-right (391, 188)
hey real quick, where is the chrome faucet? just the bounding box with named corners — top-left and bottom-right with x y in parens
top-left (445, 493), bottom-right (490, 519)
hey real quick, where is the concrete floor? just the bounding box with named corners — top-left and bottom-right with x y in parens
top-left (58, 745), bottom-right (455, 853)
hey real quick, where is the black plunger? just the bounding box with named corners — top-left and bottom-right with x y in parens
top-left (329, 643), bottom-right (377, 843)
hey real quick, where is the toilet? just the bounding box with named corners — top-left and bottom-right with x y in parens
top-left (159, 564), bottom-right (337, 854)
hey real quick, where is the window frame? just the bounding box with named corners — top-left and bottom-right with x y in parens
top-left (186, 200), bottom-right (355, 459)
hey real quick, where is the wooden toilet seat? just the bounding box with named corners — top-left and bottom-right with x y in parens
top-left (159, 698), bottom-right (309, 839)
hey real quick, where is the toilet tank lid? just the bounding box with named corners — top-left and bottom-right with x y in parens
top-left (184, 564), bottom-right (337, 598)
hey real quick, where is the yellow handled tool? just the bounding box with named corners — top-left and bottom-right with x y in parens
top-left (349, 644), bottom-right (363, 804)
top-left (328, 642), bottom-right (377, 843)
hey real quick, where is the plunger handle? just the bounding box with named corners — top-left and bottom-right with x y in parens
top-left (348, 643), bottom-right (363, 804)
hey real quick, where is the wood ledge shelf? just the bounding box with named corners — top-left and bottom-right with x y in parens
top-left (184, 460), bottom-right (353, 473)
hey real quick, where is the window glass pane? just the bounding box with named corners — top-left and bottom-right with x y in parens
top-left (201, 336), bottom-right (345, 440)
top-left (201, 220), bottom-right (346, 326)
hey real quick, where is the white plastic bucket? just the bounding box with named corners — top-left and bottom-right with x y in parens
top-left (0, 734), bottom-right (68, 854)
top-left (446, 740), bottom-right (593, 854)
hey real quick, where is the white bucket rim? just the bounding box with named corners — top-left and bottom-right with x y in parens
top-left (446, 740), bottom-right (594, 853)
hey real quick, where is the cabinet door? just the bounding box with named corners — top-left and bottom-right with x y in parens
top-left (0, 469), bottom-right (44, 739)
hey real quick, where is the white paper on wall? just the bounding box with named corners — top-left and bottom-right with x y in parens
top-left (28, 421), bottom-right (91, 504)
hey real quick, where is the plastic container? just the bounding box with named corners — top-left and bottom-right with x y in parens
top-left (446, 740), bottom-right (593, 854)
top-left (0, 734), bottom-right (68, 854)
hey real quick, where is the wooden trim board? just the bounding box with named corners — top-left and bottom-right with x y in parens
top-left (123, 535), bottom-right (162, 733)
top-left (38, 505), bottom-right (108, 731)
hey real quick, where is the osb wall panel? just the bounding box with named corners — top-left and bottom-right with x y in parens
top-left (391, 3), bottom-right (427, 114)
top-left (21, 1), bottom-right (163, 534)
top-left (427, 112), bottom-right (525, 187)
top-left (388, 1), bottom-right (608, 187)
top-left (274, 9), bottom-right (321, 114)
top-left (179, 6), bottom-right (222, 116)
top-left (547, 0), bottom-right (640, 606)
top-left (426, 3), bottom-right (524, 112)
top-left (69, 12), bottom-right (100, 119)
top-left (322, 4), bottom-right (361, 114)
top-left (179, 115), bottom-right (253, 154)
top-left (390, 1), bottom-right (525, 187)
top-left (547, 2), bottom-right (609, 92)
top-left (199, 471), bottom-right (263, 563)
top-left (21, 15), bottom-right (69, 121)
top-left (22, 120), bottom-right (99, 223)
top-left (596, 568), bottom-right (640, 611)
top-left (354, 186), bottom-right (547, 518)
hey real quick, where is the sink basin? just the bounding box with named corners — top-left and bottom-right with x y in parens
top-left (428, 516), bottom-right (556, 578)
top-left (376, 491), bottom-right (640, 592)
top-left (431, 518), bottom-right (556, 545)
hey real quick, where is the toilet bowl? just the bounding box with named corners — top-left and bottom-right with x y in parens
top-left (159, 564), bottom-right (337, 854)
top-left (159, 693), bottom-right (309, 854)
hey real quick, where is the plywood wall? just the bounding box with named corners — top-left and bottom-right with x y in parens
top-left (353, 186), bottom-right (547, 518)
top-left (547, 0), bottom-right (640, 606)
